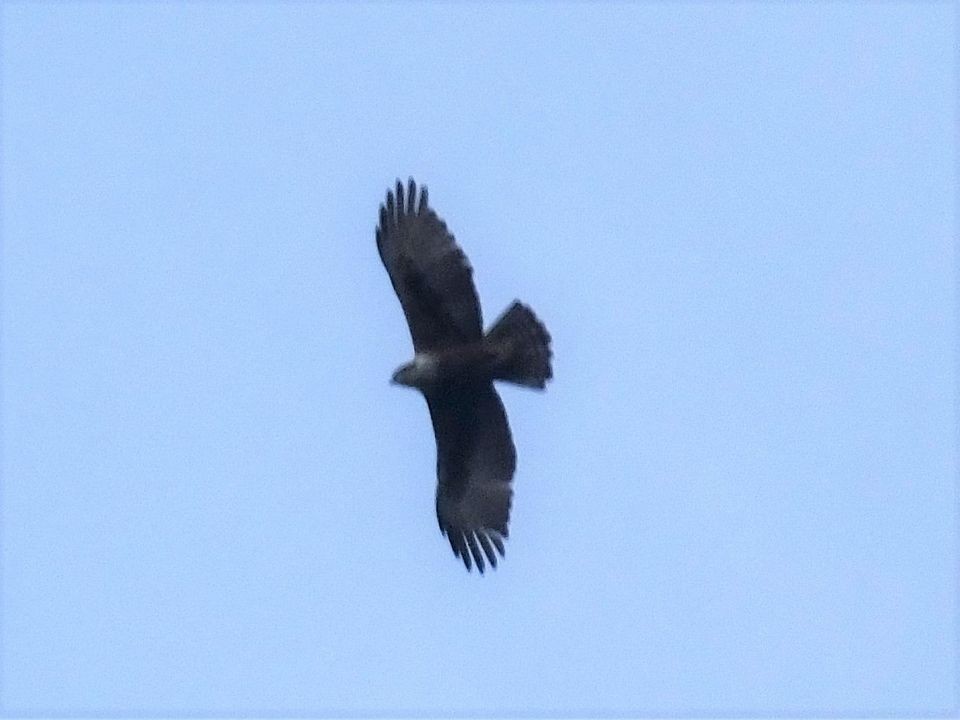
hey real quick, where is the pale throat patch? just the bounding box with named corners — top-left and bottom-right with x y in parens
top-left (404, 352), bottom-right (440, 385)
top-left (413, 352), bottom-right (439, 373)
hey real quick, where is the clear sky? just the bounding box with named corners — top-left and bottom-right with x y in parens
top-left (1, 2), bottom-right (955, 716)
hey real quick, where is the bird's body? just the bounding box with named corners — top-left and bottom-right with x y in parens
top-left (376, 178), bottom-right (552, 573)
top-left (394, 344), bottom-right (494, 389)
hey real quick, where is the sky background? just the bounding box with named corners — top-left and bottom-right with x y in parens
top-left (0, 2), bottom-right (956, 716)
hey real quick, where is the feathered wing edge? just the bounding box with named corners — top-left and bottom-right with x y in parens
top-left (375, 178), bottom-right (483, 352)
top-left (429, 383), bottom-right (516, 574)
top-left (439, 486), bottom-right (511, 574)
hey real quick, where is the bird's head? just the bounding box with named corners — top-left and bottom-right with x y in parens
top-left (391, 354), bottom-right (439, 389)
top-left (391, 363), bottom-right (417, 388)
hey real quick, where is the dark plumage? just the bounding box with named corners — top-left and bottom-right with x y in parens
top-left (376, 178), bottom-right (552, 572)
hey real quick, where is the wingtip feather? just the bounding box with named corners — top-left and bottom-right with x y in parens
top-left (466, 532), bottom-right (485, 574)
top-left (395, 179), bottom-right (404, 217)
top-left (385, 191), bottom-right (395, 222)
top-left (477, 532), bottom-right (499, 569)
top-left (407, 177), bottom-right (416, 214)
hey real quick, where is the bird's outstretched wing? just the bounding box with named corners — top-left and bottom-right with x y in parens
top-left (376, 178), bottom-right (483, 352)
top-left (428, 382), bottom-right (516, 573)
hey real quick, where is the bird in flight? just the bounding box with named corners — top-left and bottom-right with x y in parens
top-left (376, 178), bottom-right (553, 573)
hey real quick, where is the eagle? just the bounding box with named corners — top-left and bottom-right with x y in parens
top-left (376, 178), bottom-right (553, 573)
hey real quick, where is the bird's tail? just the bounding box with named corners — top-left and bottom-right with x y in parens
top-left (485, 301), bottom-right (553, 389)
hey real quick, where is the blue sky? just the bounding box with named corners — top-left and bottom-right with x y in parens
top-left (1, 1), bottom-right (955, 716)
